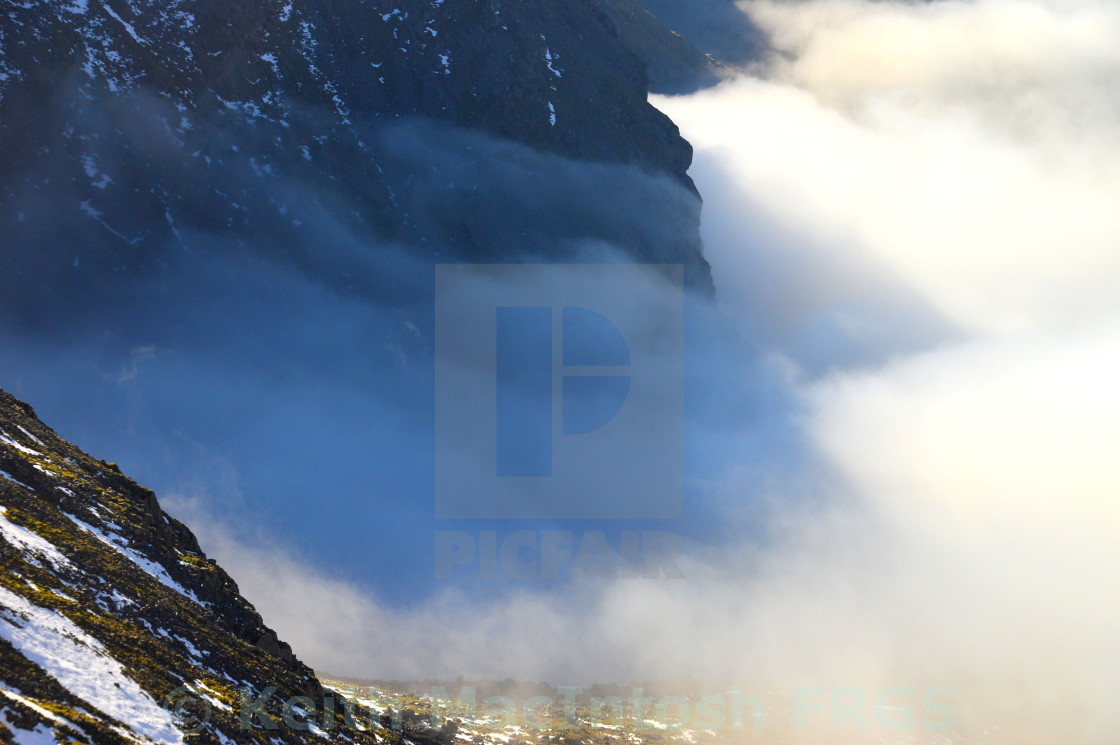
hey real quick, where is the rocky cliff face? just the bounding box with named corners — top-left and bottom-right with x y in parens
top-left (1, 0), bottom-right (698, 173)
top-left (589, 0), bottom-right (723, 94)
top-left (628, 0), bottom-right (764, 68)
top-left (0, 0), bottom-right (714, 295)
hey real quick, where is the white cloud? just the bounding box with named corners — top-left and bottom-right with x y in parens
top-left (811, 321), bottom-right (1120, 545)
top-left (168, 1), bottom-right (1120, 742)
top-left (653, 0), bottom-right (1120, 740)
top-left (656, 0), bottom-right (1120, 334)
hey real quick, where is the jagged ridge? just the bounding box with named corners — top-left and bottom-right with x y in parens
top-left (0, 388), bottom-right (362, 743)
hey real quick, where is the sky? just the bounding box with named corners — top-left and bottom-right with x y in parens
top-left (2, 0), bottom-right (1119, 741)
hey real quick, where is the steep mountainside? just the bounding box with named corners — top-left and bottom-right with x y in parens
top-left (584, 0), bottom-right (722, 94)
top-left (0, 387), bottom-right (428, 743)
top-left (0, 0), bottom-right (715, 297)
top-left (629, 0), bottom-right (764, 67)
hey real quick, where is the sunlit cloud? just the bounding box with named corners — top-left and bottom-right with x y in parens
top-left (156, 2), bottom-right (1120, 742)
top-left (657, 0), bottom-right (1120, 334)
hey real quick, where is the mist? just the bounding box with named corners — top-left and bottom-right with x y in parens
top-left (5, 0), bottom-right (1119, 741)
top-left (0, 95), bottom-right (722, 599)
top-left (212, 0), bottom-right (1120, 741)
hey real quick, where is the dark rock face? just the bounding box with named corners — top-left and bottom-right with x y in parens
top-left (1, 0), bottom-right (694, 171)
top-left (628, 0), bottom-right (766, 67)
top-left (0, 0), bottom-right (714, 289)
top-left (590, 0), bottom-right (724, 94)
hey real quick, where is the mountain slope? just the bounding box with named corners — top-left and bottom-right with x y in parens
top-left (590, 0), bottom-right (723, 93)
top-left (628, 0), bottom-right (765, 67)
top-left (0, 387), bottom-right (382, 743)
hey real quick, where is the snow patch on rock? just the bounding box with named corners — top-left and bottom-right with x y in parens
top-left (0, 586), bottom-right (185, 744)
top-left (66, 514), bottom-right (205, 606)
top-left (0, 507), bottom-right (72, 570)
